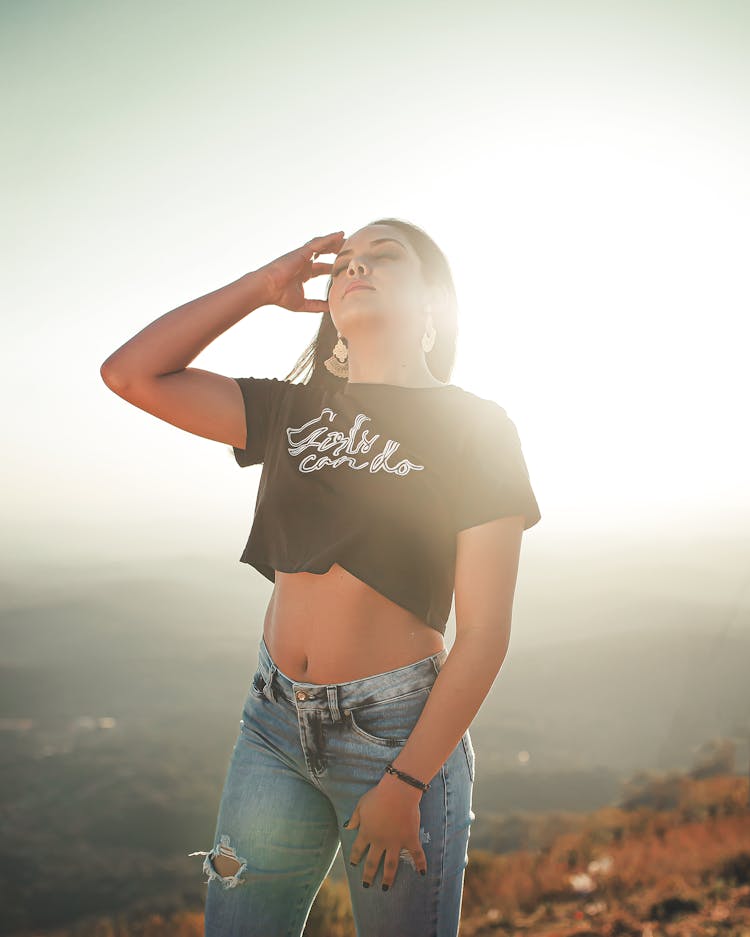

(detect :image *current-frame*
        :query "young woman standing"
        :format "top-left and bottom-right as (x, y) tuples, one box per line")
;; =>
(100, 218), (541, 937)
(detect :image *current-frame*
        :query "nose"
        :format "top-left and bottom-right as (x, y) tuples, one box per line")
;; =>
(346, 256), (369, 276)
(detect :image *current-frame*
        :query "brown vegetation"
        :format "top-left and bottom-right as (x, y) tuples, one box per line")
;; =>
(9, 773), (749, 937)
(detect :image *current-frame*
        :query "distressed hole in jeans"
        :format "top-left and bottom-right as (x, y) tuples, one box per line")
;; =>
(399, 827), (431, 870)
(188, 833), (248, 889)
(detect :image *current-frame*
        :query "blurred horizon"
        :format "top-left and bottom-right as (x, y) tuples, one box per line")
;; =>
(3, 526), (747, 656)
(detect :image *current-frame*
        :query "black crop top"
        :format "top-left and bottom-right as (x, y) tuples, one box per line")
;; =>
(231, 377), (541, 636)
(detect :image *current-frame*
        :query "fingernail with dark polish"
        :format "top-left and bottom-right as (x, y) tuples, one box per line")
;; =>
(420, 869), (426, 876)
(382, 884), (389, 891)
(362, 881), (369, 888)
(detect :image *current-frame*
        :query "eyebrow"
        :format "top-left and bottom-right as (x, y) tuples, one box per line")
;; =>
(335, 237), (407, 259)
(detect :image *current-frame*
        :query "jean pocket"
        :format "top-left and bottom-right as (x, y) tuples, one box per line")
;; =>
(345, 685), (432, 746)
(461, 730), (475, 782)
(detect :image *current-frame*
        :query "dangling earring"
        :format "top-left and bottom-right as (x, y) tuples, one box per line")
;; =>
(421, 309), (437, 354)
(324, 331), (349, 378)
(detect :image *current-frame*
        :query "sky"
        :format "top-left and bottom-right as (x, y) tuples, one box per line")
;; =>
(2, 0), (748, 582)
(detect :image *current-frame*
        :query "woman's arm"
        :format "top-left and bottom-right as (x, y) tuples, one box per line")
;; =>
(98, 270), (273, 450)
(345, 515), (525, 889)
(100, 268), (273, 387)
(98, 231), (343, 447)
(384, 514), (524, 788)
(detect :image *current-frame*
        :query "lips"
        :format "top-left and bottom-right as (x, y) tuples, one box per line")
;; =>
(344, 283), (375, 296)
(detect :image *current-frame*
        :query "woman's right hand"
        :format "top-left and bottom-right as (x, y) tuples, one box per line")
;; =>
(257, 230), (346, 313)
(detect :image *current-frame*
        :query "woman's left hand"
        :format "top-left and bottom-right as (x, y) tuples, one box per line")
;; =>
(346, 778), (428, 889)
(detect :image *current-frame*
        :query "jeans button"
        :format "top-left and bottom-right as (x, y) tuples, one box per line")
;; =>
(296, 690), (307, 701)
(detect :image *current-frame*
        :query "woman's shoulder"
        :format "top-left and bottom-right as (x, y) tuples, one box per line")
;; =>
(442, 383), (511, 421)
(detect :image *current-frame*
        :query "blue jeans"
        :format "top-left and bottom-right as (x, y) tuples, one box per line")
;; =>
(191, 635), (476, 936)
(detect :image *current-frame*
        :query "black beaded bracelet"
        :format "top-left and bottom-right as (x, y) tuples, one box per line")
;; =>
(384, 762), (430, 792)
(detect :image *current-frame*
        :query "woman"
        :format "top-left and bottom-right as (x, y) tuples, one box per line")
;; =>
(100, 218), (541, 937)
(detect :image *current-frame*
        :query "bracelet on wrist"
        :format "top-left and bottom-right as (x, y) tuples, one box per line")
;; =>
(383, 762), (430, 792)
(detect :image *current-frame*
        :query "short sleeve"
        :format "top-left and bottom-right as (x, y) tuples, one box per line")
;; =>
(231, 377), (292, 467)
(455, 401), (542, 532)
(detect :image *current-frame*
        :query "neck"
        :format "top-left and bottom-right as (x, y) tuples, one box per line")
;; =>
(345, 352), (439, 388)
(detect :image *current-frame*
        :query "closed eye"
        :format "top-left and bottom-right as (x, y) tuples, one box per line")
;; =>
(332, 253), (397, 276)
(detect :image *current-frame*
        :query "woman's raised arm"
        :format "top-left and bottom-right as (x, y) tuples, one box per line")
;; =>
(98, 231), (344, 449)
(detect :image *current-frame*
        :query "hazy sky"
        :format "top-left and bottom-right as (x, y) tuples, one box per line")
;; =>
(2, 0), (748, 576)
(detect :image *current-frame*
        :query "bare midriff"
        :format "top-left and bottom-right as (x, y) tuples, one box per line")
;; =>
(262, 562), (446, 683)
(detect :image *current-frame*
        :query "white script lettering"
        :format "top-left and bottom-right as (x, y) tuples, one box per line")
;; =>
(286, 408), (424, 477)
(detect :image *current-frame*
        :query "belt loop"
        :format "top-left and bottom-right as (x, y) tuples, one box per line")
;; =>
(326, 685), (342, 722)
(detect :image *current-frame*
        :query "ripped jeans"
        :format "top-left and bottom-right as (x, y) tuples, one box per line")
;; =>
(190, 635), (475, 937)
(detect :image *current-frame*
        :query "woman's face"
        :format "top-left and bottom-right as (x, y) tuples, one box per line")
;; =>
(327, 224), (429, 342)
